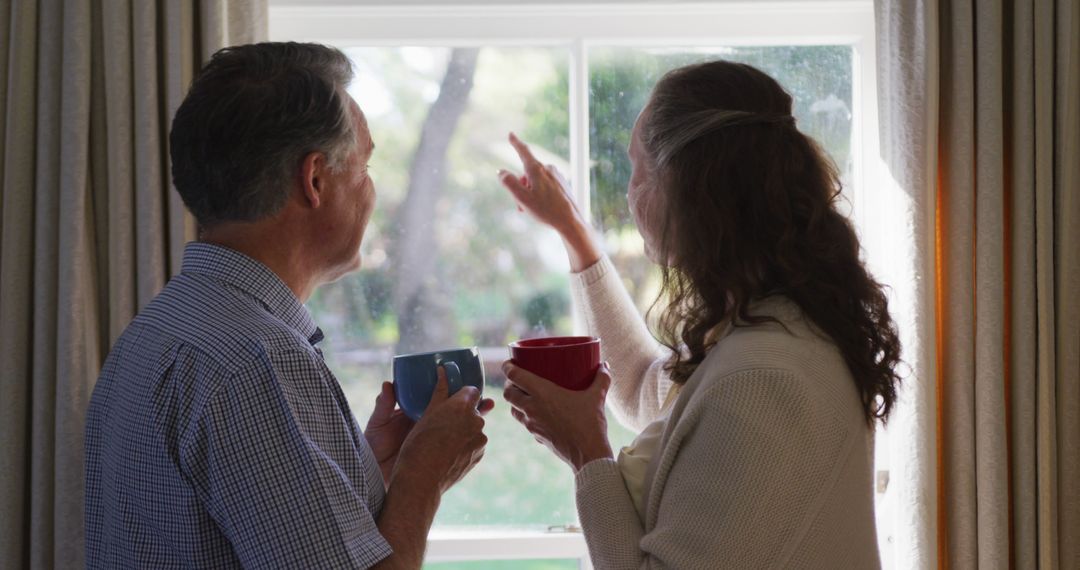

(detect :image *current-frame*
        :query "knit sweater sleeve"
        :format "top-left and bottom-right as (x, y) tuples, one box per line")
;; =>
(575, 368), (854, 570)
(570, 256), (671, 431)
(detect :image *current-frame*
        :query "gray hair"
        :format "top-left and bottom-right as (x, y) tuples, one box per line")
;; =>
(170, 42), (357, 228)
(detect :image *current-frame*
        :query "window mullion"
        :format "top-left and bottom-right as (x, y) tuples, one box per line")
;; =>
(569, 37), (592, 336)
(569, 37), (591, 222)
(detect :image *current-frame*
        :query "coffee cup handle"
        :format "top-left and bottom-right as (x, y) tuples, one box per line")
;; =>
(437, 360), (463, 393)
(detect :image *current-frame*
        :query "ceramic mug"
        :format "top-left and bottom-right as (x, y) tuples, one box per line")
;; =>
(392, 347), (485, 421)
(508, 336), (601, 391)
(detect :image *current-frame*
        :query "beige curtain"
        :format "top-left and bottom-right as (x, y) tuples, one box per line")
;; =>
(0, 1), (266, 567)
(876, 0), (1080, 568)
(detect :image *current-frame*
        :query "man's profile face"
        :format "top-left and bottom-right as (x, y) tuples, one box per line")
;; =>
(321, 98), (376, 281)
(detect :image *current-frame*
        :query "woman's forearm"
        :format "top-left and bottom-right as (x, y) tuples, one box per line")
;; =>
(569, 256), (671, 431)
(559, 220), (603, 273)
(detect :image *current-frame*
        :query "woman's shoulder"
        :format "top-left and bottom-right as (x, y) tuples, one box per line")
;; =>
(680, 297), (862, 422)
(710, 297), (844, 374)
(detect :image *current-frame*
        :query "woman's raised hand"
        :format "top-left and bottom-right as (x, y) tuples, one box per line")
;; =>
(498, 133), (584, 234)
(499, 133), (602, 272)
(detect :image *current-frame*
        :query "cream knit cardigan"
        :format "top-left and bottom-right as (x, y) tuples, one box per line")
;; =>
(570, 256), (881, 569)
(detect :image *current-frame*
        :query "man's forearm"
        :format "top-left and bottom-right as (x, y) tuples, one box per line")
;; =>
(370, 471), (441, 569)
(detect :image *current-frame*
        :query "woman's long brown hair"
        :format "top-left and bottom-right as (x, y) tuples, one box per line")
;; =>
(641, 61), (902, 425)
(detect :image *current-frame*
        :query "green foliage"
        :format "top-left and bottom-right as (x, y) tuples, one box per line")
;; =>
(307, 270), (394, 343)
(586, 46), (854, 236)
(523, 57), (570, 159)
(523, 289), (570, 331)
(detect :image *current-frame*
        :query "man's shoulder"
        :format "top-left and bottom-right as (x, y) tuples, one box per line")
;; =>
(123, 272), (313, 372)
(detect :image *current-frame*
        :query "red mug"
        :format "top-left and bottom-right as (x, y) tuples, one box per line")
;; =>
(508, 336), (601, 391)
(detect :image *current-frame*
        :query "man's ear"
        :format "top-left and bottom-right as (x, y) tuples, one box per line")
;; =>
(298, 151), (328, 209)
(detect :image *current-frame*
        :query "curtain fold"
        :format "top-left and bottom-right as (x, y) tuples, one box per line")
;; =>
(0, 1), (266, 567)
(1053, 0), (1080, 560)
(1008, 2), (1038, 567)
(872, 0), (940, 567)
(875, 0), (1080, 568)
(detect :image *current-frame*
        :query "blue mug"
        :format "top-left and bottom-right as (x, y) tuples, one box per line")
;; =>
(392, 347), (485, 421)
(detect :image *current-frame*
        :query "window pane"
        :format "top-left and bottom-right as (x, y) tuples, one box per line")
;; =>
(307, 46), (584, 528)
(587, 45), (855, 314)
(308, 44), (857, 533)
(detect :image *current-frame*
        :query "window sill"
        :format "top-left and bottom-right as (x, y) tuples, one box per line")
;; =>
(426, 526), (589, 563)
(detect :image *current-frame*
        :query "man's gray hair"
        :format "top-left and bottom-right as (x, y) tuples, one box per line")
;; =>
(170, 42), (356, 228)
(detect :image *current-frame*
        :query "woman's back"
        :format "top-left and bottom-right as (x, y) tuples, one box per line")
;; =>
(580, 296), (879, 568)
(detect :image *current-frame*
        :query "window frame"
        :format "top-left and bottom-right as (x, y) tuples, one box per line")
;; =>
(268, 1), (880, 566)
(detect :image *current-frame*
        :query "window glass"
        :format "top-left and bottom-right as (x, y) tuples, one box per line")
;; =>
(307, 46), (636, 529)
(307, 43), (856, 531)
(588, 46), (855, 315)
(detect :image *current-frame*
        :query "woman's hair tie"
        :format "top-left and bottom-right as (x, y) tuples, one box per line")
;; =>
(649, 109), (796, 168)
(706, 109), (796, 127)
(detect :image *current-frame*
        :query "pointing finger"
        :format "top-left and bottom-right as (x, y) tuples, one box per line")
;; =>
(508, 132), (544, 176)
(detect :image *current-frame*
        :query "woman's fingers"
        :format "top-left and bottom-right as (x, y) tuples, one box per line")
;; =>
(509, 406), (547, 444)
(498, 169), (527, 194)
(501, 361), (551, 396)
(546, 164), (569, 187)
(503, 381), (530, 408)
(589, 363), (612, 396)
(499, 169), (542, 213)
(508, 132), (544, 177)
(499, 136), (581, 232)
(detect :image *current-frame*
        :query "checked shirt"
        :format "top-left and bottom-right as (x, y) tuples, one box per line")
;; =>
(85, 242), (392, 568)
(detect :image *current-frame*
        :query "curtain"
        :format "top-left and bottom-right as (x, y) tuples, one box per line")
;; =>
(875, 0), (1080, 568)
(0, 1), (266, 567)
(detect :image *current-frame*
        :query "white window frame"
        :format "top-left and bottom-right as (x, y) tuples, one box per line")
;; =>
(269, 1), (879, 566)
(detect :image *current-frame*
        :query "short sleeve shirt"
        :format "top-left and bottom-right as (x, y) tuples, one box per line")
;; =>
(85, 242), (392, 569)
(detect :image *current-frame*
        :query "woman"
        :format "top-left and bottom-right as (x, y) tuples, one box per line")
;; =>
(497, 60), (900, 569)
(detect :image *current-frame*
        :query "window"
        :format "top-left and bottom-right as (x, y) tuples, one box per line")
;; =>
(270, 2), (896, 568)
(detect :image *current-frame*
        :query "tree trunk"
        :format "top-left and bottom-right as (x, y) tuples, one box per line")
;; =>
(391, 48), (480, 354)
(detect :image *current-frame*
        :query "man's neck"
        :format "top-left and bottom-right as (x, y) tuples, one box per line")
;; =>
(200, 222), (319, 303)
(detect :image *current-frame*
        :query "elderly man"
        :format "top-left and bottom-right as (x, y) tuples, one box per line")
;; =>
(84, 42), (492, 569)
